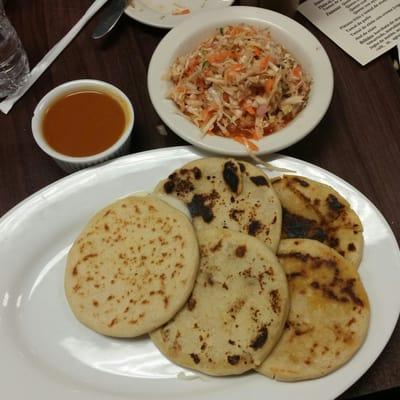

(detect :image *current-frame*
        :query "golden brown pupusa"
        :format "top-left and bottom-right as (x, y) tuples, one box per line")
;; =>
(65, 196), (199, 338)
(256, 239), (370, 381)
(155, 158), (282, 253)
(272, 175), (363, 267)
(151, 228), (289, 376)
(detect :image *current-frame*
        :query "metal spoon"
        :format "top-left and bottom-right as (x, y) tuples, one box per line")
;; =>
(92, 0), (127, 39)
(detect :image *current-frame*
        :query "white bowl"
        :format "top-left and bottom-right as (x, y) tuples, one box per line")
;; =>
(148, 6), (334, 156)
(32, 80), (134, 173)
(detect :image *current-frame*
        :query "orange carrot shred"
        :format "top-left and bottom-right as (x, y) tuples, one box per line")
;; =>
(293, 65), (302, 78)
(233, 136), (259, 151)
(244, 105), (256, 115)
(265, 77), (275, 93)
(172, 8), (190, 16)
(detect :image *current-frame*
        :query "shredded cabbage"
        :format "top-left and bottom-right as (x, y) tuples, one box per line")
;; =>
(167, 24), (311, 150)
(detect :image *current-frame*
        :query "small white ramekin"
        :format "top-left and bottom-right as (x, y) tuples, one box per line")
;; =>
(32, 79), (134, 173)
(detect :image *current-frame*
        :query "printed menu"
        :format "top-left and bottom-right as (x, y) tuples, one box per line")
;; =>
(298, 0), (400, 65)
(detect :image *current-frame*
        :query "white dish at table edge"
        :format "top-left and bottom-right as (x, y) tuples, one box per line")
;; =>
(125, 0), (235, 29)
(148, 6), (334, 156)
(0, 146), (399, 400)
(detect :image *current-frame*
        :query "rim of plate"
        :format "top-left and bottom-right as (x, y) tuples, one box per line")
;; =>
(148, 6), (334, 156)
(124, 0), (235, 29)
(0, 146), (399, 400)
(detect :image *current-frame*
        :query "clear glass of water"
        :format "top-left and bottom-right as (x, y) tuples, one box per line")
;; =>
(0, 0), (30, 98)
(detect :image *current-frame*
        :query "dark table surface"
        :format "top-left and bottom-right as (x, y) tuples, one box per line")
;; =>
(1, 0), (399, 399)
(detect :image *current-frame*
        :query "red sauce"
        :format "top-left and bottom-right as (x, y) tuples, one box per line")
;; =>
(42, 90), (126, 157)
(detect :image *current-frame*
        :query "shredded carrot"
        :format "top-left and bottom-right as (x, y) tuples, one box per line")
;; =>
(259, 56), (271, 70)
(230, 63), (244, 72)
(228, 26), (245, 35)
(184, 56), (200, 76)
(248, 140), (259, 151)
(197, 78), (206, 90)
(293, 65), (302, 78)
(233, 136), (259, 151)
(250, 129), (260, 139)
(224, 63), (244, 80)
(211, 51), (241, 63)
(201, 107), (215, 123)
(244, 105), (256, 115)
(172, 8), (190, 16)
(265, 77), (275, 93)
(207, 51), (234, 63)
(263, 124), (276, 135)
(252, 47), (261, 57)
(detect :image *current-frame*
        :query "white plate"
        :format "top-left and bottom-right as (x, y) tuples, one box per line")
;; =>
(125, 0), (235, 29)
(0, 146), (399, 400)
(148, 6), (334, 156)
